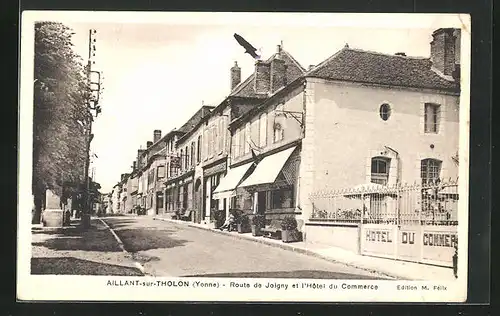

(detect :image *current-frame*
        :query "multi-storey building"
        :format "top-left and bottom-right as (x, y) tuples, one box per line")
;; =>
(214, 44), (306, 219)
(164, 105), (214, 221)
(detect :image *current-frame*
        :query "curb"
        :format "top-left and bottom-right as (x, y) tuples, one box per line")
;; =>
(99, 218), (146, 275)
(153, 217), (399, 280)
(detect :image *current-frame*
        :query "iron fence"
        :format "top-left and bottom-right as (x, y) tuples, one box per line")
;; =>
(309, 178), (459, 226)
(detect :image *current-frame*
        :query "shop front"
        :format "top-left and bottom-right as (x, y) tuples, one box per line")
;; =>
(202, 159), (227, 222)
(212, 161), (254, 218)
(237, 146), (301, 218)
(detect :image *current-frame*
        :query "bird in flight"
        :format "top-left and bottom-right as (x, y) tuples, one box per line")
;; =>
(234, 33), (261, 60)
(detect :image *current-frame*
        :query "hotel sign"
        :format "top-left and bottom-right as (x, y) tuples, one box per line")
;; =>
(203, 161), (227, 177)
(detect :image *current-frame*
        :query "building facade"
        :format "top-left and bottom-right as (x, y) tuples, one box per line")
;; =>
(163, 105), (214, 222)
(219, 44), (306, 221)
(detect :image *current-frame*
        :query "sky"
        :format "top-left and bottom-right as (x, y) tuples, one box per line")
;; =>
(42, 12), (465, 193)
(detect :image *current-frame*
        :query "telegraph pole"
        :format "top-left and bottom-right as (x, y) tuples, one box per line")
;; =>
(82, 29), (102, 228)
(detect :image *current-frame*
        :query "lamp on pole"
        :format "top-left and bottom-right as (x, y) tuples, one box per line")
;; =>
(81, 28), (103, 229)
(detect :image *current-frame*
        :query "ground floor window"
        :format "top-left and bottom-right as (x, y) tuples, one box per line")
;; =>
(156, 192), (164, 211)
(270, 186), (294, 209)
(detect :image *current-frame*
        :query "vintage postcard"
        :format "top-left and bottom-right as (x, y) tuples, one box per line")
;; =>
(18, 11), (471, 302)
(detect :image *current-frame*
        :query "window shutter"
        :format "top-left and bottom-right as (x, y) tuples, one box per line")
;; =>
(260, 113), (267, 147)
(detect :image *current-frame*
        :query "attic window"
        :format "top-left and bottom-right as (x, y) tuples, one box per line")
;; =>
(379, 104), (391, 121)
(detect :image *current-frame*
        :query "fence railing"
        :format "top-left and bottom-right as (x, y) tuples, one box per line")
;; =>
(309, 178), (459, 226)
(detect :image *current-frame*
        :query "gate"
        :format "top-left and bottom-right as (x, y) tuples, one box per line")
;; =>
(309, 179), (459, 267)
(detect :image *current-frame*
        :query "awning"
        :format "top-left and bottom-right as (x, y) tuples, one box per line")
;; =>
(212, 162), (254, 196)
(212, 190), (235, 201)
(238, 146), (296, 188)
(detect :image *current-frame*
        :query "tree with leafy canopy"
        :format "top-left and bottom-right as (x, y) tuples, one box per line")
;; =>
(32, 22), (91, 223)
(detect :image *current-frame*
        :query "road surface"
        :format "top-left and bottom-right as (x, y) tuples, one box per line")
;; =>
(103, 216), (389, 279)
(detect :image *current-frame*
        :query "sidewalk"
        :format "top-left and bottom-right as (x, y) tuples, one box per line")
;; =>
(153, 216), (456, 281)
(31, 218), (143, 276)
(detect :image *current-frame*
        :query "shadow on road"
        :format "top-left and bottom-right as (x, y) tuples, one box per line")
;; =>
(99, 218), (142, 230)
(31, 257), (143, 276)
(182, 270), (387, 279)
(103, 218), (190, 253)
(32, 223), (122, 252)
(114, 228), (189, 252)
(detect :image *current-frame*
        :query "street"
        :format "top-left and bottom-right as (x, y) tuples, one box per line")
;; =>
(102, 216), (388, 279)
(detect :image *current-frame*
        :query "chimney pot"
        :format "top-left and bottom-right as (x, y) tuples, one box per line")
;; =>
(254, 60), (271, 94)
(270, 57), (287, 93)
(230, 61), (242, 91)
(153, 130), (162, 143)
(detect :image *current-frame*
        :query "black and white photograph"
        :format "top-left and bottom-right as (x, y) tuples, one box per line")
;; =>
(18, 12), (471, 302)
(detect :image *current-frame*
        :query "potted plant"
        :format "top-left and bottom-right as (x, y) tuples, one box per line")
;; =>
(236, 214), (251, 233)
(280, 216), (302, 243)
(251, 214), (265, 236)
(213, 209), (225, 229)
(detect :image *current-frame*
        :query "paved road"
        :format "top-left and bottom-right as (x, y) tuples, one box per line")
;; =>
(103, 216), (389, 279)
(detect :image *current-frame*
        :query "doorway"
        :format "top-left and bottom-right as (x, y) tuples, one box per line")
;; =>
(257, 191), (266, 214)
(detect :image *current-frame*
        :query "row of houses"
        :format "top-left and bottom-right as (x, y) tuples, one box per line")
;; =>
(108, 28), (462, 267)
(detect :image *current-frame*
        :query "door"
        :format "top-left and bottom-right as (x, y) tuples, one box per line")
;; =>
(205, 179), (211, 219)
(257, 191), (266, 214)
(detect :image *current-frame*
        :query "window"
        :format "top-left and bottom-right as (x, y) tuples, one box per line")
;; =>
(191, 142), (195, 166)
(234, 129), (240, 157)
(147, 169), (154, 187)
(244, 123), (250, 154)
(271, 187), (294, 209)
(371, 157), (390, 185)
(259, 113), (267, 147)
(219, 119), (225, 153)
(241, 126), (247, 155)
(421, 159), (442, 185)
(157, 165), (165, 179)
(185, 146), (189, 168)
(181, 149), (184, 170)
(424, 103), (440, 133)
(379, 103), (391, 121)
(273, 120), (284, 143)
(197, 136), (202, 163)
(212, 125), (217, 156)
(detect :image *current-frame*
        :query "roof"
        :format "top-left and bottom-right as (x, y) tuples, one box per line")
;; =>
(306, 47), (459, 92)
(176, 105), (215, 144)
(178, 105), (215, 133)
(229, 49), (306, 98)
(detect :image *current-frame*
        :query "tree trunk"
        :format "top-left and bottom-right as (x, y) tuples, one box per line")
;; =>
(32, 189), (44, 224)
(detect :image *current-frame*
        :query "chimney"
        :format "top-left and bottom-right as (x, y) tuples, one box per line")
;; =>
(147, 141), (153, 148)
(395, 52), (406, 56)
(137, 149), (145, 168)
(430, 28), (461, 78)
(270, 54), (287, 93)
(308, 65), (315, 70)
(132, 161), (136, 170)
(120, 174), (126, 182)
(153, 130), (161, 143)
(230, 61), (241, 91)
(254, 60), (271, 94)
